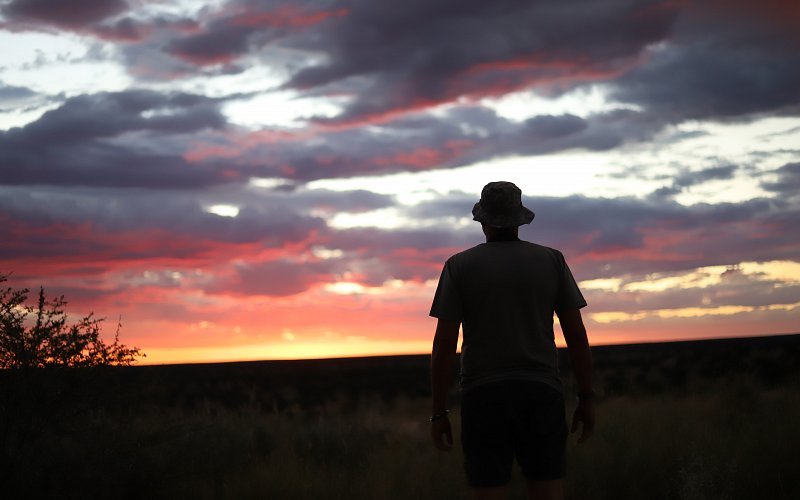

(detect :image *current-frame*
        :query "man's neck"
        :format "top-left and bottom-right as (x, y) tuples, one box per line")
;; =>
(486, 232), (519, 242)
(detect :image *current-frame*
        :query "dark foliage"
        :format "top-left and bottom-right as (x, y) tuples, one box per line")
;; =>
(0, 273), (143, 369)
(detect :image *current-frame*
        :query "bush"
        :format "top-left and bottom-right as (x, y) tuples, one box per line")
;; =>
(0, 273), (143, 368)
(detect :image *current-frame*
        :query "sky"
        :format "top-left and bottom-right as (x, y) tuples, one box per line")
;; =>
(1, 0), (799, 364)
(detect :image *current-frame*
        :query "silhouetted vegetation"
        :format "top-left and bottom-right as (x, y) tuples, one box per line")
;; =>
(1, 333), (798, 498)
(0, 273), (143, 369)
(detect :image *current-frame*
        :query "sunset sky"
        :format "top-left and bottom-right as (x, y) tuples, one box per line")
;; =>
(1, 0), (799, 364)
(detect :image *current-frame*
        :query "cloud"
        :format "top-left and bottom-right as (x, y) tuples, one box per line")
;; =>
(582, 261), (800, 314)
(0, 90), (232, 188)
(2, 0), (128, 29)
(284, 0), (680, 123)
(761, 163), (800, 194)
(220, 259), (336, 297)
(164, 19), (257, 67)
(649, 164), (738, 199)
(611, 0), (800, 121)
(0, 82), (37, 103)
(91, 17), (150, 42)
(0, 82), (47, 122)
(13, 90), (225, 142)
(163, 2), (348, 67)
(673, 165), (737, 188)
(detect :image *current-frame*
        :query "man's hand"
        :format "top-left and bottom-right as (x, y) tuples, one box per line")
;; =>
(571, 400), (595, 443)
(431, 415), (454, 451)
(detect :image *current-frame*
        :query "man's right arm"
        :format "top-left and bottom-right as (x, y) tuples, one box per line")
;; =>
(557, 307), (595, 443)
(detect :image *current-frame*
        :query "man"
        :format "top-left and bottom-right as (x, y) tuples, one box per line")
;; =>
(429, 181), (595, 500)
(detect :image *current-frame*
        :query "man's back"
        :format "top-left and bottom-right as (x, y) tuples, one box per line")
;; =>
(431, 239), (586, 391)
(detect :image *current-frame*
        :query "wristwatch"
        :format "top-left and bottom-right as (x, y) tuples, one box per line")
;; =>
(430, 409), (449, 422)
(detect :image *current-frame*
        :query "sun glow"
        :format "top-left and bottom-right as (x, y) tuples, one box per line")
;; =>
(140, 339), (434, 365)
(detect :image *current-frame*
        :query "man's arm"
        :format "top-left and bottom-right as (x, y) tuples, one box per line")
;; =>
(430, 318), (460, 451)
(557, 307), (595, 443)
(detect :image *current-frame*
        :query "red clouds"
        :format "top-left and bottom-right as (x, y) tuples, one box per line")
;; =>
(228, 5), (349, 29)
(372, 140), (474, 170)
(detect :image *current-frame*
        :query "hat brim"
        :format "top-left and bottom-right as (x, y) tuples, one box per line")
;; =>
(472, 202), (535, 228)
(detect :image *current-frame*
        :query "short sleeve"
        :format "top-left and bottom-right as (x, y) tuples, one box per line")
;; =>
(555, 251), (587, 311)
(429, 259), (463, 322)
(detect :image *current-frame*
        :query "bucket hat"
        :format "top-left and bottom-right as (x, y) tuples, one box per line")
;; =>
(471, 181), (535, 228)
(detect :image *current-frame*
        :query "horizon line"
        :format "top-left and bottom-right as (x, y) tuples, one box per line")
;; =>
(135, 331), (800, 367)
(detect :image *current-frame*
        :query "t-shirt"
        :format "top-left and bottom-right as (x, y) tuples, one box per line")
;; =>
(429, 239), (587, 392)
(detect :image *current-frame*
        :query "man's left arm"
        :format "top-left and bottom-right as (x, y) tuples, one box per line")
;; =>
(430, 318), (460, 451)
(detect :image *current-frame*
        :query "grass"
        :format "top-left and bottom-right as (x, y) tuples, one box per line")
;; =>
(567, 384), (800, 500)
(2, 378), (799, 499)
(2, 336), (799, 499)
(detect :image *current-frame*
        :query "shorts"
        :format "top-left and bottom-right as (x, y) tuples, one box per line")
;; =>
(460, 380), (567, 488)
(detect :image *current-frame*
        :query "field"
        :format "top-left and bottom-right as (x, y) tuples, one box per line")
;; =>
(1, 334), (799, 499)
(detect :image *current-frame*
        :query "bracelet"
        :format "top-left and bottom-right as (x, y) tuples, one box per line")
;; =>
(430, 410), (449, 422)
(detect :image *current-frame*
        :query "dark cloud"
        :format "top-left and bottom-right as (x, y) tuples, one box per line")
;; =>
(673, 165), (737, 188)
(280, 0), (798, 125)
(10, 90), (225, 143)
(649, 185), (683, 199)
(761, 163), (800, 193)
(0, 83), (37, 102)
(611, 1), (800, 121)
(2, 0), (128, 29)
(92, 17), (148, 42)
(163, 1), (345, 66)
(164, 20), (258, 66)
(60, 0), (678, 122)
(285, 0), (679, 123)
(0, 90), (231, 188)
(649, 164), (738, 199)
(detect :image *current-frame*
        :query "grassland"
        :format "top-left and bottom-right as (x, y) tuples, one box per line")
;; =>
(1, 334), (798, 499)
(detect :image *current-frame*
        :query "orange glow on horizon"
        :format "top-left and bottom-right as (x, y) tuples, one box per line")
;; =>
(139, 339), (435, 365)
(132, 326), (799, 366)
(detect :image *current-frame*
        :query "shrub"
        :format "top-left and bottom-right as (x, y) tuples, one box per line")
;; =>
(0, 273), (143, 368)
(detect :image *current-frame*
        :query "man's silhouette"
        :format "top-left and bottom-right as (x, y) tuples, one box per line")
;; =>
(429, 181), (595, 500)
